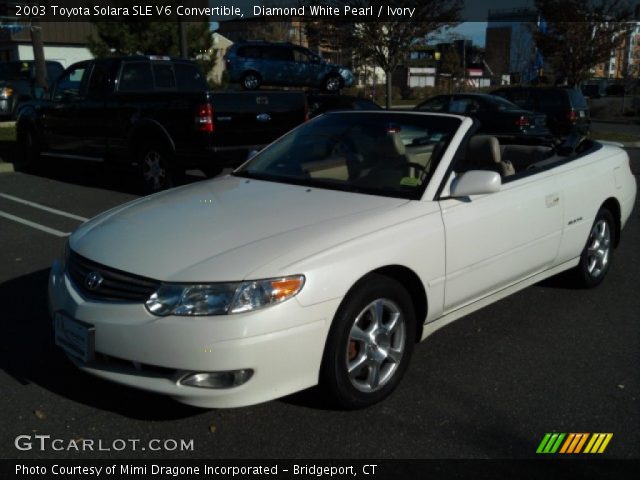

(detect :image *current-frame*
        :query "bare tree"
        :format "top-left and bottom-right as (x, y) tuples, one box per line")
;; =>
(347, 0), (462, 108)
(534, 0), (635, 87)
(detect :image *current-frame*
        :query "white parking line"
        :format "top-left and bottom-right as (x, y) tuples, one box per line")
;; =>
(0, 210), (70, 237)
(0, 193), (89, 221)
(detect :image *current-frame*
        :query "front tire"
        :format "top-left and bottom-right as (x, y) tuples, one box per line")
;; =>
(572, 208), (615, 288)
(321, 274), (416, 409)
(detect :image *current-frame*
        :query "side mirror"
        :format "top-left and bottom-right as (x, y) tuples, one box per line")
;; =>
(450, 170), (501, 197)
(247, 149), (260, 160)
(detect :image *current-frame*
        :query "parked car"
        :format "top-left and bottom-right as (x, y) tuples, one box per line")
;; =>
(491, 86), (590, 136)
(0, 60), (64, 119)
(414, 93), (549, 137)
(16, 56), (307, 193)
(307, 93), (381, 117)
(225, 41), (355, 92)
(49, 111), (636, 409)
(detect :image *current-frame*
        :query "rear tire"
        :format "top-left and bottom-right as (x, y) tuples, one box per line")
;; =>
(320, 274), (416, 409)
(571, 208), (615, 288)
(138, 142), (180, 194)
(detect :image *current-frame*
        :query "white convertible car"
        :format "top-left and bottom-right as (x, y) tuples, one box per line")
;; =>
(49, 112), (636, 409)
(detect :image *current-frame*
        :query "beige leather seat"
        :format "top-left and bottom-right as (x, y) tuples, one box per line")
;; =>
(466, 135), (515, 177)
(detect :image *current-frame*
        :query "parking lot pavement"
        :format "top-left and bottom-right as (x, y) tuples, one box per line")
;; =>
(1, 163), (639, 461)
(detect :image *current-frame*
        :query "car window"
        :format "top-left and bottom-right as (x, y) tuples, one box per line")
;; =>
(174, 63), (207, 91)
(293, 48), (314, 63)
(416, 97), (449, 112)
(152, 63), (175, 89)
(86, 61), (114, 98)
(264, 46), (293, 62)
(53, 64), (88, 101)
(496, 89), (534, 110)
(234, 113), (461, 200)
(449, 98), (478, 114)
(567, 89), (588, 109)
(486, 95), (520, 111)
(118, 62), (153, 92)
(236, 46), (263, 59)
(536, 89), (565, 109)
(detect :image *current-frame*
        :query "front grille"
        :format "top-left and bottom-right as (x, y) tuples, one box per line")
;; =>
(67, 250), (161, 302)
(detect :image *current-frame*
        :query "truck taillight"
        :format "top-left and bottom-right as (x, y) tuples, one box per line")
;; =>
(515, 116), (530, 127)
(196, 104), (214, 133)
(567, 110), (579, 123)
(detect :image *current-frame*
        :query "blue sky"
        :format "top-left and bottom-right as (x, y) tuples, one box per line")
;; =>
(447, 22), (489, 47)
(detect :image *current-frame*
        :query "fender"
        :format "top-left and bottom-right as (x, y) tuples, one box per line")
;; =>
(127, 118), (175, 157)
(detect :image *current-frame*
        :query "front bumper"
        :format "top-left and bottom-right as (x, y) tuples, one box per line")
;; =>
(48, 259), (339, 408)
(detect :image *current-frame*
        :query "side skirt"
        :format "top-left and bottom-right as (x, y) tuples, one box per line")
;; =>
(420, 258), (580, 342)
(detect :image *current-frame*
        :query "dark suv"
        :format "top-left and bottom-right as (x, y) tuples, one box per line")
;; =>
(224, 41), (355, 92)
(0, 60), (64, 119)
(491, 86), (590, 136)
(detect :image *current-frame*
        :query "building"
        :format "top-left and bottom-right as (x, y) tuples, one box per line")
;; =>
(485, 8), (543, 84)
(592, 23), (640, 80)
(1, 15), (95, 67)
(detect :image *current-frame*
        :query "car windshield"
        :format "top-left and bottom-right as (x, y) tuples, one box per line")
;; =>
(234, 112), (461, 200)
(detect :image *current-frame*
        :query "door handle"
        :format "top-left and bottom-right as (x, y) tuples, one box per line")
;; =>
(545, 193), (560, 207)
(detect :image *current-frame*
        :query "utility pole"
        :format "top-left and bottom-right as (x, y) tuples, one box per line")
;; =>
(179, 20), (188, 58)
(30, 19), (47, 90)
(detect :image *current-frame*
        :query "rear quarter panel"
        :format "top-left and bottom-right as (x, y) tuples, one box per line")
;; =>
(555, 145), (636, 263)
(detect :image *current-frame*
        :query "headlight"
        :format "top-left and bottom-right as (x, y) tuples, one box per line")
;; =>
(145, 275), (305, 316)
(0, 87), (13, 99)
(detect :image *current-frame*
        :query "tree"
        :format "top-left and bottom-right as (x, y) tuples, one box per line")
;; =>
(534, 0), (635, 87)
(88, 1), (214, 79)
(347, 0), (462, 108)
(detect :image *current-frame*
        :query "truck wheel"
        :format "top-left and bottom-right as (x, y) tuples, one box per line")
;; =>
(320, 274), (416, 409)
(139, 144), (179, 194)
(323, 75), (343, 93)
(17, 126), (41, 171)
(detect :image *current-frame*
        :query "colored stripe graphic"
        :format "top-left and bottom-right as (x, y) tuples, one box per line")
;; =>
(584, 433), (614, 454)
(538, 433), (613, 454)
(536, 433), (565, 453)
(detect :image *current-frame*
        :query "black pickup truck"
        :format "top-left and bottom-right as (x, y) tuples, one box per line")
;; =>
(16, 56), (307, 192)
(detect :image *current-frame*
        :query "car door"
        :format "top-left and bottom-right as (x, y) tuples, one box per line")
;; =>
(263, 46), (295, 85)
(438, 143), (563, 311)
(40, 62), (91, 154)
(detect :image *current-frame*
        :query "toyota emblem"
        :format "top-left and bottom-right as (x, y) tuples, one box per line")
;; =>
(85, 271), (104, 291)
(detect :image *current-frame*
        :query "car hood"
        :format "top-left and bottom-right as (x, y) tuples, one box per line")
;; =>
(71, 175), (408, 282)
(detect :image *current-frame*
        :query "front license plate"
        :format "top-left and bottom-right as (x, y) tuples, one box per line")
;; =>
(54, 314), (95, 363)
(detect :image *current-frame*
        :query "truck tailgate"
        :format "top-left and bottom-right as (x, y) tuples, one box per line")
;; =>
(210, 91), (306, 147)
